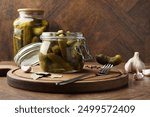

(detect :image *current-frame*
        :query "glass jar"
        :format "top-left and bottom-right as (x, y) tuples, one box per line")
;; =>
(13, 8), (49, 56)
(39, 31), (92, 73)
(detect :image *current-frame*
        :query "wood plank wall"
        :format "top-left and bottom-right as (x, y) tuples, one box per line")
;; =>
(0, 0), (149, 62)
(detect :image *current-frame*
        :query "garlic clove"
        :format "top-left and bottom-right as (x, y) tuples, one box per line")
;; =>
(50, 74), (63, 78)
(21, 65), (32, 73)
(133, 60), (145, 73)
(133, 72), (144, 80)
(142, 69), (150, 76)
(124, 58), (133, 73)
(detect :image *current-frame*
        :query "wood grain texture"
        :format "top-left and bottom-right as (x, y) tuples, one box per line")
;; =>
(0, 0), (149, 62)
(7, 64), (128, 93)
(0, 61), (150, 99)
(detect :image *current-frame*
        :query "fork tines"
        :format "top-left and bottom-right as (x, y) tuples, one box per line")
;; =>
(96, 64), (113, 76)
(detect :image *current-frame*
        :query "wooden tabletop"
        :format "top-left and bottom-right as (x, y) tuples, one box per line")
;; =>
(0, 61), (150, 100)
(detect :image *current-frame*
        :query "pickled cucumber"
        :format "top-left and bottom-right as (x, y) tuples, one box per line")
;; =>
(71, 41), (81, 58)
(51, 45), (61, 55)
(47, 53), (73, 71)
(33, 26), (46, 36)
(42, 20), (49, 27)
(15, 21), (33, 29)
(13, 19), (49, 56)
(13, 36), (23, 55)
(39, 53), (49, 71)
(67, 40), (76, 46)
(13, 28), (23, 55)
(39, 53), (65, 73)
(22, 25), (33, 46)
(56, 30), (64, 36)
(96, 54), (122, 66)
(109, 55), (122, 65)
(47, 41), (59, 53)
(32, 19), (48, 36)
(39, 30), (86, 73)
(69, 41), (83, 70)
(58, 38), (67, 60)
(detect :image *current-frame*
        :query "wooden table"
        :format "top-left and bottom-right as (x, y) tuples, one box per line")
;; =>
(0, 61), (150, 100)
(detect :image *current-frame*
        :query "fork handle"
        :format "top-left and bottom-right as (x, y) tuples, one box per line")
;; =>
(56, 73), (92, 85)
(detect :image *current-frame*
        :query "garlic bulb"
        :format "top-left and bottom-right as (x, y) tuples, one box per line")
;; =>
(124, 52), (145, 73)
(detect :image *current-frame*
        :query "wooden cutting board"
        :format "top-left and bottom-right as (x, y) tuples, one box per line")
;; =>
(7, 64), (128, 93)
(0, 64), (17, 77)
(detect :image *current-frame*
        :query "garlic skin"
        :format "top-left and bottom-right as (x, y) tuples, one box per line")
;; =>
(124, 58), (133, 73)
(133, 71), (144, 80)
(124, 52), (145, 73)
(142, 69), (150, 76)
(21, 65), (32, 73)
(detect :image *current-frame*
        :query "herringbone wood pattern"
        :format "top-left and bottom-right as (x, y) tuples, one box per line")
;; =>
(0, 0), (149, 62)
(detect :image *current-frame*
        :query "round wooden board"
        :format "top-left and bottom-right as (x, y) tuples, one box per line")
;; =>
(0, 65), (17, 77)
(7, 65), (128, 93)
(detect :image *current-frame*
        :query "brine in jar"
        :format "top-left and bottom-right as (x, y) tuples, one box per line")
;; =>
(39, 31), (91, 73)
(13, 8), (49, 56)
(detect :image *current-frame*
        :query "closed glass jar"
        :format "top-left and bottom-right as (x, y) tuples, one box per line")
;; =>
(13, 8), (49, 56)
(39, 31), (91, 73)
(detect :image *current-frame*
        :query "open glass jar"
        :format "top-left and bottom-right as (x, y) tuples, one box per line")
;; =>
(39, 31), (92, 73)
(13, 8), (49, 56)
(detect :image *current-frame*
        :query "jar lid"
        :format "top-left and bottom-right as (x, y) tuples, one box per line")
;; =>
(18, 8), (44, 15)
(14, 42), (42, 67)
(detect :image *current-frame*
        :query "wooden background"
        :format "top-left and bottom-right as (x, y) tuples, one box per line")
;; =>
(0, 0), (149, 62)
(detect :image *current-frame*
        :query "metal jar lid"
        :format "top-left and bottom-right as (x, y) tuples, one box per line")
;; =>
(14, 42), (42, 67)
(17, 8), (44, 15)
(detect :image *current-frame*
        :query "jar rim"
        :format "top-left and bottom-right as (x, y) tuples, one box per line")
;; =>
(40, 36), (85, 40)
(40, 32), (85, 40)
(18, 8), (44, 14)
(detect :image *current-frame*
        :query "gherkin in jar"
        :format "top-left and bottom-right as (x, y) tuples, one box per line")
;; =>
(13, 9), (49, 56)
(39, 30), (91, 73)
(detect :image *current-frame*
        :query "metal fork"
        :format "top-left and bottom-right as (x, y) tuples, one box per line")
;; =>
(56, 64), (113, 85)
(96, 64), (113, 76)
